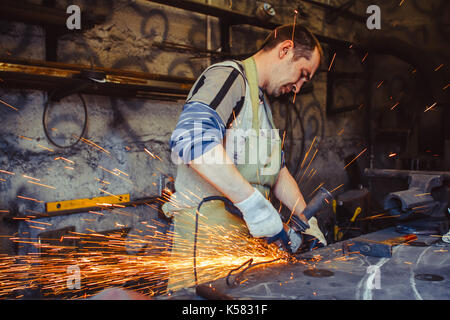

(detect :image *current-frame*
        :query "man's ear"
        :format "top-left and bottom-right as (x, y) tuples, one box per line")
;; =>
(279, 40), (294, 59)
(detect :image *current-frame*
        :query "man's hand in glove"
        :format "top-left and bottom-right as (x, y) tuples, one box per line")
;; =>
(234, 187), (283, 238)
(265, 225), (302, 254)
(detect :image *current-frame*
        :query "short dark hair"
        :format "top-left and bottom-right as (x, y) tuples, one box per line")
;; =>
(260, 24), (323, 62)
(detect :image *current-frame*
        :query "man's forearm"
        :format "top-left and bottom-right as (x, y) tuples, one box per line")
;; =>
(188, 143), (254, 203)
(273, 167), (308, 223)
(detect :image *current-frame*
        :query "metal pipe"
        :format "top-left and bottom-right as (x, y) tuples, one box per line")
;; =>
(364, 168), (450, 180)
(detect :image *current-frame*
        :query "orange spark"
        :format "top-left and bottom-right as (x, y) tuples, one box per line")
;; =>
(17, 195), (44, 203)
(144, 148), (156, 159)
(388, 152), (397, 158)
(286, 197), (301, 225)
(0, 98), (19, 111)
(330, 184), (344, 193)
(54, 157), (75, 164)
(98, 188), (122, 199)
(434, 64), (443, 71)
(27, 180), (56, 190)
(343, 148), (367, 169)
(308, 182), (324, 197)
(424, 102), (437, 112)
(88, 211), (104, 216)
(27, 220), (52, 226)
(300, 136), (317, 170)
(390, 102), (400, 110)
(23, 175), (40, 181)
(291, 10), (298, 43)
(37, 144), (54, 152)
(299, 148), (318, 184)
(29, 225), (46, 231)
(0, 169), (15, 175)
(113, 168), (129, 177)
(376, 80), (384, 88)
(361, 52), (368, 62)
(78, 136), (111, 155)
(328, 53), (336, 71)
(96, 178), (110, 185)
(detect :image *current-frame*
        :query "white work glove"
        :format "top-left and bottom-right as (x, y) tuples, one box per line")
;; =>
(234, 187), (283, 238)
(303, 216), (327, 246)
(287, 228), (303, 253)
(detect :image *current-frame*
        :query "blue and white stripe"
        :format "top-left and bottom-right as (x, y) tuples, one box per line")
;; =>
(170, 100), (286, 168)
(170, 101), (226, 163)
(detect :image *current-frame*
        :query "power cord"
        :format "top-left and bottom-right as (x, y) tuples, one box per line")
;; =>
(43, 91), (88, 149)
(193, 196), (285, 288)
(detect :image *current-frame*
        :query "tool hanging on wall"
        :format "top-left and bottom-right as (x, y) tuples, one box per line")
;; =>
(46, 194), (130, 213)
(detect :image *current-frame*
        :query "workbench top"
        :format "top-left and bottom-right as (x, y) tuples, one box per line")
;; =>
(163, 227), (450, 300)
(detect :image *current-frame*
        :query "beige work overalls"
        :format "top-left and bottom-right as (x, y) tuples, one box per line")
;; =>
(162, 58), (282, 292)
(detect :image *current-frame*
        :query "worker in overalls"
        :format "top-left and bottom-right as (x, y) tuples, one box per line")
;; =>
(162, 24), (326, 292)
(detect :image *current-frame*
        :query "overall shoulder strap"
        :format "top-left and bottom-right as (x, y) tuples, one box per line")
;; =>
(242, 57), (260, 130)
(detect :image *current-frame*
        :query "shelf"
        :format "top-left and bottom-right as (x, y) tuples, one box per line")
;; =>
(147, 0), (359, 52)
(0, 57), (194, 101)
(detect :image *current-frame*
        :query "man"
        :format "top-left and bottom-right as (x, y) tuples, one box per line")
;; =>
(162, 24), (326, 292)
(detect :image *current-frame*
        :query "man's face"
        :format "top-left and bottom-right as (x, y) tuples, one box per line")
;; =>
(267, 46), (320, 97)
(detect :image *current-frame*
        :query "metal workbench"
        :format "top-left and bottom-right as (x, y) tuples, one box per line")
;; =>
(162, 227), (449, 300)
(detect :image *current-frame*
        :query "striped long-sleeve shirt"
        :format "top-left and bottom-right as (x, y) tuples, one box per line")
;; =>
(170, 63), (285, 167)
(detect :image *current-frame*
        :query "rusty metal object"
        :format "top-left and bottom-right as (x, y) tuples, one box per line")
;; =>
(364, 169), (450, 220)
(343, 234), (417, 257)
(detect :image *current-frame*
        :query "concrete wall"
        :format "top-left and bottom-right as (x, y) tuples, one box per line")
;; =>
(0, 0), (448, 254)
